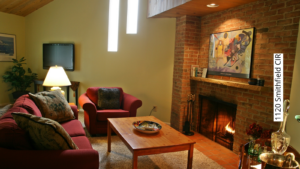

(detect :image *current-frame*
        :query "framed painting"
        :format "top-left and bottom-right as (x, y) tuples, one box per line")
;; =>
(0, 33), (16, 61)
(208, 28), (254, 78)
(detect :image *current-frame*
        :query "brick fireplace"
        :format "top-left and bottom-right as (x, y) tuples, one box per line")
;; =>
(198, 95), (237, 150)
(171, 0), (300, 154)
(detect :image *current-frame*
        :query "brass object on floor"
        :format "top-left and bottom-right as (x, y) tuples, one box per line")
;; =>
(259, 152), (299, 168)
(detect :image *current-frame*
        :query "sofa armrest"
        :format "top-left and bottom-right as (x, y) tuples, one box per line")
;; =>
(79, 93), (97, 116)
(0, 148), (99, 169)
(70, 105), (78, 119)
(123, 93), (142, 117)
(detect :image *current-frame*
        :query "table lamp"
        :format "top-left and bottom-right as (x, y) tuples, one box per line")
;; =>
(43, 65), (71, 95)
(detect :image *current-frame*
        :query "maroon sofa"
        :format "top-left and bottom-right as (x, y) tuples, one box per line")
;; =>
(79, 87), (142, 135)
(0, 95), (99, 169)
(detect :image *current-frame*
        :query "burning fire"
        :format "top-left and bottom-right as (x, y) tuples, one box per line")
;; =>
(225, 122), (235, 134)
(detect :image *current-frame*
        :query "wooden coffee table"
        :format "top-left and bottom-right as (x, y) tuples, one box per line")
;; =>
(107, 116), (195, 169)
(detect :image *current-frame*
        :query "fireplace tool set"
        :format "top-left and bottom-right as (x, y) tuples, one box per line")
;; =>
(183, 94), (195, 136)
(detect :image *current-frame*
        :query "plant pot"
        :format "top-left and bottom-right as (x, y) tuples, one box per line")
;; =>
(12, 91), (29, 100)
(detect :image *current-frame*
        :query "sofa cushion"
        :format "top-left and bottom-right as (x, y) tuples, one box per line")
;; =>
(0, 104), (13, 118)
(61, 120), (86, 137)
(72, 136), (93, 150)
(29, 90), (74, 122)
(0, 107), (30, 120)
(0, 118), (34, 150)
(13, 95), (42, 117)
(12, 113), (78, 150)
(87, 87), (123, 108)
(97, 88), (120, 109)
(96, 109), (129, 121)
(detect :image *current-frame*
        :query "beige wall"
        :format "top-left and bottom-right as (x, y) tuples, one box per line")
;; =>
(287, 21), (300, 152)
(0, 12), (26, 105)
(25, 0), (176, 122)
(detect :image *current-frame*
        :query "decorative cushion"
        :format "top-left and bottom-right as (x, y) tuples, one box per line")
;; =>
(0, 104), (13, 118)
(0, 117), (34, 150)
(29, 90), (74, 122)
(12, 113), (78, 150)
(13, 95), (42, 117)
(97, 88), (120, 109)
(86, 87), (123, 107)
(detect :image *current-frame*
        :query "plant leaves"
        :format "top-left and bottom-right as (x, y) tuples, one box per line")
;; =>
(2, 57), (38, 92)
(19, 57), (25, 62)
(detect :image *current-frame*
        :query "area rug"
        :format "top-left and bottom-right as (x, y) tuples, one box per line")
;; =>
(78, 111), (224, 169)
(88, 135), (224, 169)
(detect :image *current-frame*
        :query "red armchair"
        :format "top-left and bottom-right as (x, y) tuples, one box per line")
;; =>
(79, 87), (142, 135)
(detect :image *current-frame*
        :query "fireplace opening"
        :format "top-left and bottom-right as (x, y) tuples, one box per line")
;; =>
(198, 95), (237, 150)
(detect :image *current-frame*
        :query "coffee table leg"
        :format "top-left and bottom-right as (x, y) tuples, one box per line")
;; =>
(107, 121), (111, 152)
(187, 144), (194, 169)
(133, 151), (138, 169)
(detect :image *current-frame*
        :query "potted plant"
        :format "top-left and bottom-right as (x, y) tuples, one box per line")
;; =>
(2, 57), (38, 99)
(246, 122), (263, 156)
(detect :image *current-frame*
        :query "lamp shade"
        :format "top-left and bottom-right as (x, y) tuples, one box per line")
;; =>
(43, 66), (71, 87)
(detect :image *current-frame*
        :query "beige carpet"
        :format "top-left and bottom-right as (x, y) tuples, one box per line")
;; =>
(78, 111), (224, 169)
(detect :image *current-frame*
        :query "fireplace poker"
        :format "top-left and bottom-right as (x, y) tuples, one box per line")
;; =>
(190, 96), (193, 128)
(190, 94), (195, 129)
(183, 106), (186, 121)
(183, 94), (194, 136)
(188, 94), (192, 122)
(186, 99), (189, 121)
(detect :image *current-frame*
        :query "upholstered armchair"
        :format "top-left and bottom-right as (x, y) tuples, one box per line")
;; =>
(79, 87), (142, 135)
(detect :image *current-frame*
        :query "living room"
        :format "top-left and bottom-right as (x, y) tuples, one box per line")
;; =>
(0, 0), (300, 168)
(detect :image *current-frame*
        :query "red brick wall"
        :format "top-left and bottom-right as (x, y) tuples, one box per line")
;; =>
(171, 0), (300, 154)
(171, 15), (201, 131)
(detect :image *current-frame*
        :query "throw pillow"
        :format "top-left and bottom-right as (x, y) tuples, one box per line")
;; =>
(12, 112), (78, 150)
(29, 90), (74, 122)
(97, 88), (120, 109)
(0, 104), (13, 118)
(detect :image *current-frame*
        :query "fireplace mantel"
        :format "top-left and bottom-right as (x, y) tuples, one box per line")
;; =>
(191, 77), (271, 92)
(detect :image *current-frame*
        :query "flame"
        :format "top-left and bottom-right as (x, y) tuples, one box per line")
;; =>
(225, 122), (235, 134)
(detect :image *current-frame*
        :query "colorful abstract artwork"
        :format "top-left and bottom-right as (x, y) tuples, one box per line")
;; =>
(208, 28), (254, 78)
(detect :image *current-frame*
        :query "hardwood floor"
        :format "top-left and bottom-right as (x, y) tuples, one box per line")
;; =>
(189, 132), (239, 169)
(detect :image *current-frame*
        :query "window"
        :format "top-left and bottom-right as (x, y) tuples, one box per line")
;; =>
(108, 0), (120, 52)
(126, 0), (139, 34)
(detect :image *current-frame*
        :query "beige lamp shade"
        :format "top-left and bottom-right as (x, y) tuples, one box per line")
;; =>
(43, 66), (71, 87)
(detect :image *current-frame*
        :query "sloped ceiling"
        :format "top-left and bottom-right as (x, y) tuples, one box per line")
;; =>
(0, 0), (53, 17)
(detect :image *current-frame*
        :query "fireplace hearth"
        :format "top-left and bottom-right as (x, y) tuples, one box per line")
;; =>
(198, 95), (237, 150)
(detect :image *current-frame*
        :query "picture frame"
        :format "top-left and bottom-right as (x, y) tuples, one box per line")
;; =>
(202, 68), (207, 78)
(0, 33), (16, 62)
(208, 28), (254, 78)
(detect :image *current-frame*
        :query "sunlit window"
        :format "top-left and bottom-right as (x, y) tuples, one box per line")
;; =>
(108, 0), (120, 52)
(126, 0), (139, 34)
